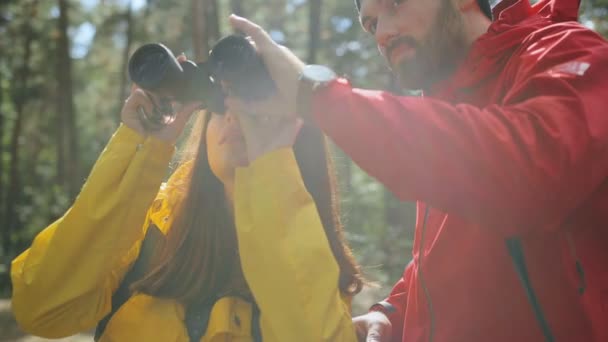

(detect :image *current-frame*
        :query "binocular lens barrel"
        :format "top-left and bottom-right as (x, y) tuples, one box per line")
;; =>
(128, 43), (185, 92)
(127, 34), (276, 128)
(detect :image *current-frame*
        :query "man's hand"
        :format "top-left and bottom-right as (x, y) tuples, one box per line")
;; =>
(353, 312), (392, 342)
(228, 14), (305, 119)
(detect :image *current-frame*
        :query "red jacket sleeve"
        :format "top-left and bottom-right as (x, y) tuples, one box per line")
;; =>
(372, 261), (413, 342)
(312, 27), (608, 233)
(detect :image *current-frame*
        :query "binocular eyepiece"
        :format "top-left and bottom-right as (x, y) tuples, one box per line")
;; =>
(128, 35), (276, 129)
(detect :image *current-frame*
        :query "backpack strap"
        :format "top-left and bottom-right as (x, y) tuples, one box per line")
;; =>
(185, 297), (216, 342)
(94, 224), (164, 341)
(251, 302), (262, 342)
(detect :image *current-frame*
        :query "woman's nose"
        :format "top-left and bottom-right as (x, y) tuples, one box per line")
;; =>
(224, 110), (238, 123)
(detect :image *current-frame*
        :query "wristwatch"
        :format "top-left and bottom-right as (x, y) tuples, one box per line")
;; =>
(369, 301), (397, 315)
(296, 65), (338, 119)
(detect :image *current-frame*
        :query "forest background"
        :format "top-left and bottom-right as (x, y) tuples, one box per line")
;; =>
(0, 0), (607, 339)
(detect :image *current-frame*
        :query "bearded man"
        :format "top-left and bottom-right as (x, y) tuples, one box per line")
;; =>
(226, 0), (608, 341)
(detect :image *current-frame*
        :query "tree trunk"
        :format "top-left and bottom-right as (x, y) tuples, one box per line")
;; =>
(191, 0), (208, 61)
(207, 0), (221, 44)
(0, 53), (5, 230)
(116, 1), (134, 122)
(307, 0), (322, 63)
(192, 0), (221, 62)
(4, 1), (37, 261)
(56, 0), (79, 199)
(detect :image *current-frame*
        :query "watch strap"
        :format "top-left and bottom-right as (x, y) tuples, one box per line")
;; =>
(369, 300), (397, 314)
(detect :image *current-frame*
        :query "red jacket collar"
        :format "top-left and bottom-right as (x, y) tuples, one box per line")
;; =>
(492, 0), (580, 24)
(428, 0), (581, 98)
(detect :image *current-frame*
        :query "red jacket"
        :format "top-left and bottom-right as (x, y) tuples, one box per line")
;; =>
(311, 0), (608, 341)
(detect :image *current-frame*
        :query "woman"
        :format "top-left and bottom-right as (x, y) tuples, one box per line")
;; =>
(10, 63), (362, 341)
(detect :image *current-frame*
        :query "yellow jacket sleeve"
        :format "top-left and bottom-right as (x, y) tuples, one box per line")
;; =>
(234, 148), (357, 342)
(10, 124), (174, 338)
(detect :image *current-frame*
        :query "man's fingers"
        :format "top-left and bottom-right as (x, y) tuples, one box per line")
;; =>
(353, 312), (391, 342)
(245, 36), (256, 48)
(353, 319), (368, 342)
(228, 14), (260, 38)
(130, 82), (139, 94)
(366, 327), (384, 342)
(229, 14), (273, 50)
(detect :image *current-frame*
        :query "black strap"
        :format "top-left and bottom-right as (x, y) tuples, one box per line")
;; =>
(185, 297), (262, 342)
(186, 297), (262, 342)
(94, 225), (263, 341)
(94, 224), (164, 341)
(251, 303), (262, 342)
(185, 298), (216, 342)
(505, 237), (554, 342)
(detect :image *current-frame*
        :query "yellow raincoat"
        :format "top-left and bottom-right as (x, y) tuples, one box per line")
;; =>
(11, 124), (357, 341)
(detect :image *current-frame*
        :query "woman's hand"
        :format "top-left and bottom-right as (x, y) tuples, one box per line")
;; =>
(229, 99), (303, 162)
(120, 54), (202, 144)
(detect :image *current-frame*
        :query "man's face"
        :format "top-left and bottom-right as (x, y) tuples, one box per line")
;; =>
(359, 0), (469, 90)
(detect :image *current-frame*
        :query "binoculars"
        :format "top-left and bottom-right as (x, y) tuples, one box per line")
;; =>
(128, 35), (276, 129)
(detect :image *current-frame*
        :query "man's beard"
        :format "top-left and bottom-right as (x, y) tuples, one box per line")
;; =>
(392, 0), (469, 91)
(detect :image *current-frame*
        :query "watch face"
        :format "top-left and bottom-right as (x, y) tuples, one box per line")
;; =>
(303, 65), (337, 83)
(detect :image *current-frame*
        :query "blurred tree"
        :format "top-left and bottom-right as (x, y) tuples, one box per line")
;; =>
(307, 0), (321, 63)
(116, 0), (134, 121)
(192, 0), (220, 61)
(583, 0), (608, 36)
(56, 0), (80, 199)
(0, 13), (6, 250)
(3, 0), (37, 267)
(192, 0), (206, 60)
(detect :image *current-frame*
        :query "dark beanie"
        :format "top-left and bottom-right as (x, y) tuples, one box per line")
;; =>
(354, 0), (493, 20)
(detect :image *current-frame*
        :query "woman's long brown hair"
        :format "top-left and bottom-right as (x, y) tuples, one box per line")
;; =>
(132, 111), (363, 305)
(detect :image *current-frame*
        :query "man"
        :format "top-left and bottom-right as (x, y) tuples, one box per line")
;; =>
(227, 0), (608, 340)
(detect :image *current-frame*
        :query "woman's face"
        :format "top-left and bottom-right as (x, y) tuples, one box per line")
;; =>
(206, 111), (249, 183)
